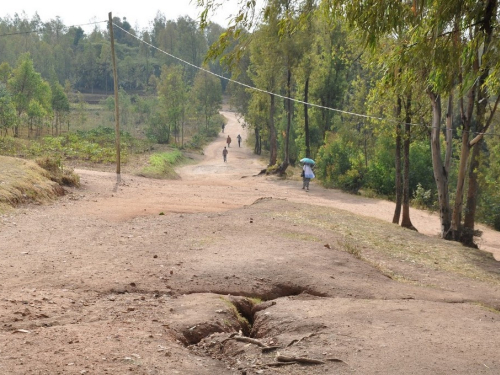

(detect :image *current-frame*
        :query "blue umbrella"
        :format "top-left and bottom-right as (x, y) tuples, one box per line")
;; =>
(300, 157), (315, 165)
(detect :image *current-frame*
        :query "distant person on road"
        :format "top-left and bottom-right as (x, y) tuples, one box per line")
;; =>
(222, 147), (228, 162)
(237, 134), (242, 147)
(302, 163), (315, 191)
(227, 135), (232, 148)
(222, 122), (225, 133)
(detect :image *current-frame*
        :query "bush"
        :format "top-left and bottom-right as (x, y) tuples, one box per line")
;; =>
(365, 137), (395, 196)
(316, 134), (366, 193)
(412, 183), (434, 209)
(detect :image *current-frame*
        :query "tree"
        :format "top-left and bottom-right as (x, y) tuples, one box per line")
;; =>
(51, 81), (70, 136)
(191, 70), (222, 130)
(0, 62), (12, 84)
(328, 0), (500, 246)
(157, 65), (188, 146)
(8, 53), (52, 137)
(0, 84), (17, 136)
(247, 25), (284, 166)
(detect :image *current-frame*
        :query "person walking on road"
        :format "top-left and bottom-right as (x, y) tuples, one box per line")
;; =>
(237, 134), (242, 147)
(222, 147), (228, 162)
(302, 163), (315, 191)
(227, 135), (232, 148)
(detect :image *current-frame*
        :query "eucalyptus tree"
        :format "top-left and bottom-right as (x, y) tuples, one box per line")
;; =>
(328, 0), (500, 246)
(449, 0), (500, 246)
(51, 81), (70, 136)
(290, 0), (316, 159)
(0, 84), (17, 136)
(157, 65), (188, 146)
(247, 25), (285, 166)
(138, 31), (155, 91)
(262, 0), (299, 173)
(191, 69), (222, 130)
(309, 16), (353, 141)
(176, 17), (209, 84)
(0, 62), (11, 84)
(326, 0), (445, 233)
(199, 0), (315, 170)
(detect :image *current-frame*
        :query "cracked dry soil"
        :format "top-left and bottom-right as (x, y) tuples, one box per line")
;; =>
(1, 111), (500, 375)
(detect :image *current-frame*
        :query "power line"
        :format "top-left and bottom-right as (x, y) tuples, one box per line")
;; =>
(113, 23), (500, 139)
(0, 19), (497, 139)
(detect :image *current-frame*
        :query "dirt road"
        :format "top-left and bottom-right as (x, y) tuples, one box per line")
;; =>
(1, 111), (499, 374)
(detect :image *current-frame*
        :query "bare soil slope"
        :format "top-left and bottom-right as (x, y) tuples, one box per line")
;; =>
(1, 111), (499, 375)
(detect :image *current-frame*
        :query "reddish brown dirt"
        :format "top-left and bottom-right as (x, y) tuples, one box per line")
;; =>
(1, 111), (500, 374)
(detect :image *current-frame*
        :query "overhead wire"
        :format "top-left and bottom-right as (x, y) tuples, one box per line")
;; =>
(0, 18), (497, 139)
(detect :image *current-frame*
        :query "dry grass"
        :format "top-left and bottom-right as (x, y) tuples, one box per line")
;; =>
(272, 203), (500, 287)
(0, 156), (77, 213)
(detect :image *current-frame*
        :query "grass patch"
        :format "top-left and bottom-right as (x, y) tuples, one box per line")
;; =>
(338, 236), (361, 259)
(271, 204), (500, 286)
(280, 232), (321, 242)
(138, 150), (185, 179)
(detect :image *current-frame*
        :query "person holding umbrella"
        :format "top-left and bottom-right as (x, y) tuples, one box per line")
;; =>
(300, 158), (315, 191)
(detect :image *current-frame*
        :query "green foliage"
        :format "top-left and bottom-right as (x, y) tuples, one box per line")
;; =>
(0, 136), (27, 155)
(0, 84), (18, 133)
(0, 126), (143, 163)
(186, 119), (221, 149)
(191, 70), (223, 129)
(412, 183), (434, 209)
(477, 136), (500, 230)
(157, 65), (188, 145)
(408, 140), (435, 197)
(146, 112), (170, 144)
(316, 133), (366, 193)
(8, 54), (52, 133)
(365, 136), (395, 196)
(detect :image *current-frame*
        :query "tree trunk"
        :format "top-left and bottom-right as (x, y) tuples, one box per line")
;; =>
(451, 83), (474, 240)
(461, 139), (482, 247)
(451, 130), (471, 240)
(444, 95), (453, 177)
(254, 127), (262, 155)
(392, 97), (402, 224)
(428, 92), (452, 238)
(269, 94), (277, 166)
(304, 77), (310, 158)
(459, 0), (497, 247)
(278, 68), (293, 175)
(401, 94), (416, 231)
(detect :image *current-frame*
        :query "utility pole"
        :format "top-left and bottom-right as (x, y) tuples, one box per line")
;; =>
(108, 12), (121, 181)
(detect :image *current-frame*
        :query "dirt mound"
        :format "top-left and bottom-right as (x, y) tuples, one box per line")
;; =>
(0, 156), (70, 212)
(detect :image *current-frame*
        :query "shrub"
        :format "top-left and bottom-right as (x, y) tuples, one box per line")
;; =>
(316, 134), (366, 193)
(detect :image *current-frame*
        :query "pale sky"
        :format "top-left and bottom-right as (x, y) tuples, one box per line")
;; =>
(2, 1), (238, 31)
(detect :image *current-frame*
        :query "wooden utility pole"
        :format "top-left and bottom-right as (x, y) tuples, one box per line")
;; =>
(108, 12), (121, 180)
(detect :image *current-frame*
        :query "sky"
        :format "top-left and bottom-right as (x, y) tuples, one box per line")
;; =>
(2, 1), (238, 31)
